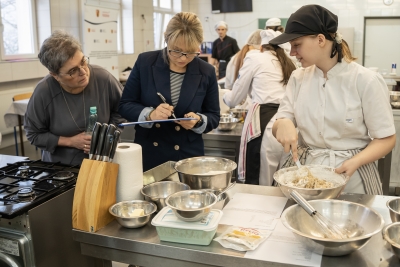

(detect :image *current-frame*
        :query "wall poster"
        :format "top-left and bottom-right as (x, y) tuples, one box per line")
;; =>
(82, 3), (119, 79)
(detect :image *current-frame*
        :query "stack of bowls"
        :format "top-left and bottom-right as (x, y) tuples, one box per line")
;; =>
(140, 181), (190, 210)
(229, 108), (248, 123)
(390, 91), (400, 109)
(217, 117), (238, 131)
(382, 198), (400, 259)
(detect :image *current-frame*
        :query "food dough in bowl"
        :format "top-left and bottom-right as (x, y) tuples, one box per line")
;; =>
(279, 166), (345, 189)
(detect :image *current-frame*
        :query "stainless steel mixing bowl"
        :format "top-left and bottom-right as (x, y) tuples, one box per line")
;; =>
(200, 189), (228, 210)
(140, 181), (190, 210)
(229, 108), (248, 122)
(390, 92), (400, 108)
(109, 200), (157, 228)
(174, 156), (237, 190)
(217, 117), (238, 131)
(281, 199), (384, 256)
(273, 165), (348, 200)
(382, 222), (400, 260)
(165, 190), (217, 222)
(387, 198), (400, 222)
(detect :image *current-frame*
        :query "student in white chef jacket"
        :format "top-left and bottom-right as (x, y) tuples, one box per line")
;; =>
(271, 5), (396, 194)
(224, 29), (297, 185)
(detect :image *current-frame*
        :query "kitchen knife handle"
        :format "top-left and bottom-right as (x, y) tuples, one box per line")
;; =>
(95, 123), (108, 161)
(109, 130), (121, 163)
(101, 124), (117, 162)
(88, 122), (101, 160)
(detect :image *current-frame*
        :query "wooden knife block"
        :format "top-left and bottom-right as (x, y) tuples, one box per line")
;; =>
(72, 159), (119, 232)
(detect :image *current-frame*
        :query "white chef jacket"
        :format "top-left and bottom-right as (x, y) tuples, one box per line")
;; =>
(223, 50), (286, 107)
(224, 54), (237, 90)
(224, 50), (288, 185)
(276, 60), (395, 193)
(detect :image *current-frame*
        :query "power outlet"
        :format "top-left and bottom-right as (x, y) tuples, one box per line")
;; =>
(205, 16), (209, 22)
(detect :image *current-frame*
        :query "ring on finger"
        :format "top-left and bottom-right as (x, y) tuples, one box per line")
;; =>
(84, 144), (87, 149)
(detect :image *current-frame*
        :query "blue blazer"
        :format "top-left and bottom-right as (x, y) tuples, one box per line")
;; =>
(119, 49), (220, 171)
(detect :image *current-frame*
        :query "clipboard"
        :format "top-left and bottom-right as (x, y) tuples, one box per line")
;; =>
(119, 118), (196, 127)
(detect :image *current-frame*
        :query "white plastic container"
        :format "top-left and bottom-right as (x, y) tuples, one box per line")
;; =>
(151, 207), (223, 245)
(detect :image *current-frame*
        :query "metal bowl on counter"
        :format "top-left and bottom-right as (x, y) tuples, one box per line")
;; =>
(390, 91), (400, 108)
(200, 189), (228, 210)
(174, 156), (237, 190)
(382, 222), (400, 260)
(165, 190), (217, 222)
(220, 113), (233, 118)
(281, 199), (384, 256)
(229, 108), (248, 123)
(273, 165), (348, 200)
(109, 200), (157, 228)
(217, 117), (238, 131)
(387, 198), (400, 222)
(140, 181), (190, 210)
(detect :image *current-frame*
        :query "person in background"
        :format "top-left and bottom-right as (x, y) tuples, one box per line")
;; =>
(24, 30), (125, 166)
(271, 5), (396, 194)
(224, 29), (262, 90)
(223, 29), (297, 185)
(211, 21), (240, 79)
(265, 17), (284, 33)
(118, 12), (220, 172)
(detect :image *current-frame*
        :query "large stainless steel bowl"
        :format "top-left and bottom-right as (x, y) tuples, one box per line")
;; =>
(229, 108), (248, 122)
(382, 222), (400, 260)
(281, 199), (384, 256)
(217, 117), (238, 131)
(174, 156), (237, 190)
(273, 165), (348, 200)
(140, 181), (190, 210)
(387, 198), (400, 222)
(109, 200), (157, 228)
(165, 190), (217, 222)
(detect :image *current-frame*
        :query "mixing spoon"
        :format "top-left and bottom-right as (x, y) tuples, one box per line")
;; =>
(290, 190), (349, 239)
(216, 181), (236, 201)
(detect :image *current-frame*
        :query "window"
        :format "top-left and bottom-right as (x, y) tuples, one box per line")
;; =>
(0, 0), (38, 60)
(153, 0), (181, 50)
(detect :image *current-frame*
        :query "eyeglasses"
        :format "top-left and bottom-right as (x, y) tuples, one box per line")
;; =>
(59, 56), (90, 78)
(168, 49), (200, 59)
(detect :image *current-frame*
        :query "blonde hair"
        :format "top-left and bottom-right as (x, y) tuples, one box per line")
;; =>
(162, 12), (203, 63)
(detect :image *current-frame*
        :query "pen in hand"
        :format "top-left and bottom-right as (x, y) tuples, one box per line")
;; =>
(156, 92), (177, 119)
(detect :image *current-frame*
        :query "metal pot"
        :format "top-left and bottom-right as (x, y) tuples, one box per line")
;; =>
(174, 156), (237, 190)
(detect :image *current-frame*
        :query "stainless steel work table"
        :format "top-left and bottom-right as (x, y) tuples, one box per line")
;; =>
(72, 184), (399, 267)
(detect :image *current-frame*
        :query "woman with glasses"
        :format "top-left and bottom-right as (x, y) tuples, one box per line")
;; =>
(24, 30), (125, 165)
(118, 12), (220, 171)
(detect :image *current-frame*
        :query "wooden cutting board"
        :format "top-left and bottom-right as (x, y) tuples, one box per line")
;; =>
(72, 159), (119, 232)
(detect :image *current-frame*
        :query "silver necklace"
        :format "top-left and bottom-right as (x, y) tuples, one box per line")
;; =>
(60, 85), (86, 132)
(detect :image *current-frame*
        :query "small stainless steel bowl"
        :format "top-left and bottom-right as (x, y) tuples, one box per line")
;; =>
(382, 222), (400, 260)
(273, 165), (348, 200)
(282, 199), (384, 256)
(229, 108), (248, 122)
(140, 181), (190, 210)
(174, 156), (237, 190)
(390, 91), (400, 101)
(165, 190), (217, 222)
(200, 189), (228, 210)
(387, 198), (400, 222)
(220, 113), (233, 118)
(217, 117), (238, 131)
(391, 102), (400, 109)
(109, 200), (157, 228)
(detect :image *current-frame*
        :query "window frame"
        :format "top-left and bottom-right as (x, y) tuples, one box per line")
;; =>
(153, 0), (180, 50)
(0, 0), (39, 61)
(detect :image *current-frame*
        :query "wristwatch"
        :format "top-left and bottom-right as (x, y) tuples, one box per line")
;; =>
(193, 115), (204, 128)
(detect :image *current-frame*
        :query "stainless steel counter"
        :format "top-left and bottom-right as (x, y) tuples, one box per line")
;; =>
(73, 184), (399, 267)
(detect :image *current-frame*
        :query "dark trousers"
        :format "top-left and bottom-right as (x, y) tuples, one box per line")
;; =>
(218, 60), (227, 78)
(245, 103), (279, 185)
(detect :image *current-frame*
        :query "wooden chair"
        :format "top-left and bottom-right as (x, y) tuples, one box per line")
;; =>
(12, 92), (32, 156)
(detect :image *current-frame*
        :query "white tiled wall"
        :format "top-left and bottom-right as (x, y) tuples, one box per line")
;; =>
(186, 0), (400, 65)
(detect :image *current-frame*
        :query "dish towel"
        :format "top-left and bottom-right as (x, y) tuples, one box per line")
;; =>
(238, 103), (261, 182)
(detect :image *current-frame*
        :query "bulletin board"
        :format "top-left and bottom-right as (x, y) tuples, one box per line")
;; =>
(258, 18), (288, 29)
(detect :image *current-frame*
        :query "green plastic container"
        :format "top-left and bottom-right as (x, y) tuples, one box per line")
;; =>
(151, 207), (222, 245)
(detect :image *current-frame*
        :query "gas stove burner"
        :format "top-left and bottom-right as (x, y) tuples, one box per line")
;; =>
(53, 171), (75, 180)
(17, 187), (35, 198)
(16, 166), (32, 177)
